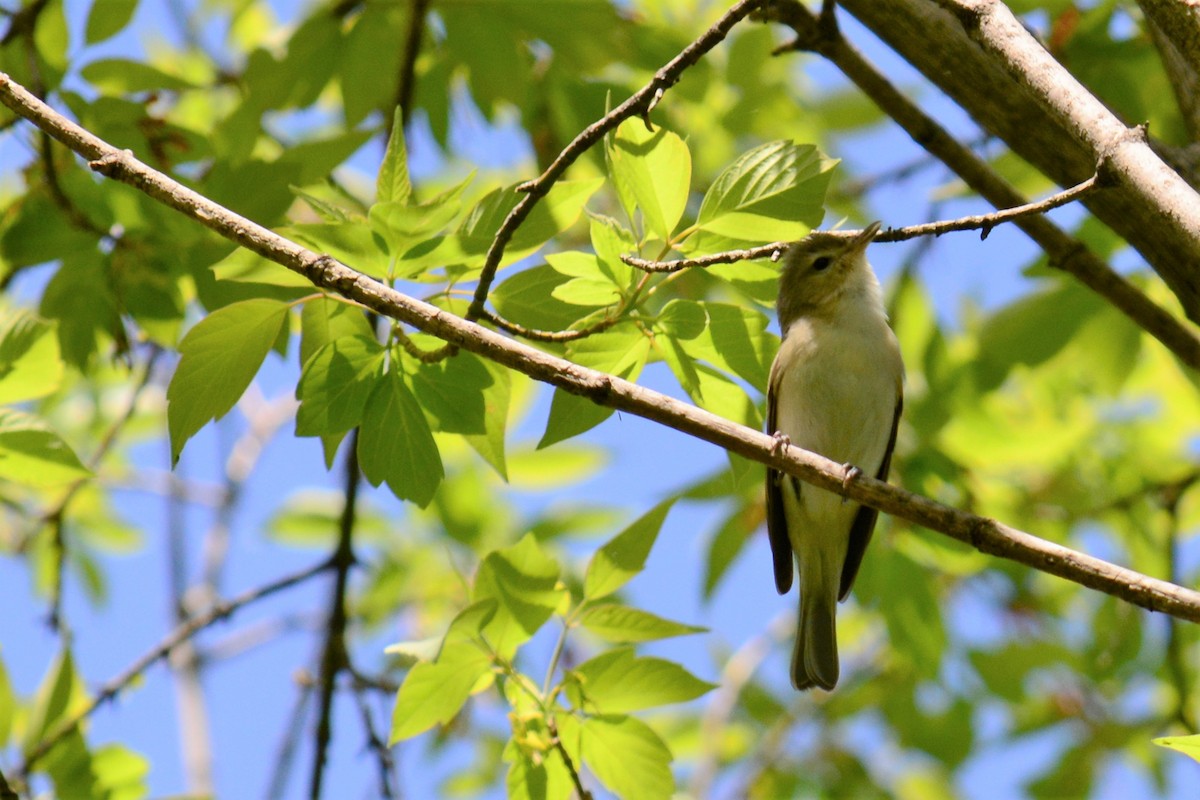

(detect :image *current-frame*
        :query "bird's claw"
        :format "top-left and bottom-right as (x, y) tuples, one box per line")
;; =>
(770, 431), (791, 456)
(840, 463), (862, 502)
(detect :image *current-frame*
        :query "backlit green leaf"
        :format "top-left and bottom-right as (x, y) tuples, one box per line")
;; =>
(606, 119), (691, 242)
(584, 500), (672, 600)
(389, 641), (492, 743)
(167, 299), (290, 463)
(358, 368), (443, 507)
(295, 337), (383, 436)
(696, 140), (835, 242)
(579, 604), (706, 643)
(569, 648), (715, 713)
(579, 715), (673, 800)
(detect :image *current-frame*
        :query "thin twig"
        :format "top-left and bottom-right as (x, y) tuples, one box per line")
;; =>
(621, 175), (1099, 273)
(266, 681), (316, 800)
(349, 680), (398, 799)
(465, 0), (766, 321)
(308, 437), (361, 799)
(18, 558), (333, 778)
(547, 717), (593, 800)
(42, 348), (160, 632)
(391, 0), (431, 133)
(5, 71), (1200, 628)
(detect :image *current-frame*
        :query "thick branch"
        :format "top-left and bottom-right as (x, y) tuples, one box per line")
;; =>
(835, 0), (1200, 324)
(4, 72), (1199, 631)
(765, 0), (1200, 371)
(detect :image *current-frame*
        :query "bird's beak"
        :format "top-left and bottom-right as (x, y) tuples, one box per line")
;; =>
(845, 221), (882, 256)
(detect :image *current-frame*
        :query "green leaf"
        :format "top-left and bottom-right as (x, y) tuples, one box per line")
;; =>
(1153, 734), (1200, 764)
(974, 280), (1104, 391)
(267, 489), (391, 547)
(695, 140), (835, 242)
(91, 743), (151, 799)
(579, 603), (706, 643)
(85, 0), (138, 44)
(578, 715), (673, 800)
(539, 325), (650, 448)
(23, 649), (85, 758)
(80, 58), (199, 93)
(493, 264), (596, 331)
(409, 351), (493, 434)
(455, 179), (603, 268)
(679, 302), (774, 393)
(463, 358), (511, 479)
(295, 337), (383, 436)
(583, 500), (672, 600)
(0, 310), (63, 403)
(298, 297), (375, 369)
(551, 277), (621, 306)
(471, 533), (564, 658)
(40, 254), (119, 369)
(569, 647), (715, 713)
(0, 648), (14, 747)
(358, 368), (444, 507)
(606, 119), (691, 241)
(167, 299), (290, 463)
(283, 221), (391, 279)
(0, 409), (89, 486)
(210, 247), (314, 292)
(389, 641), (492, 743)
(377, 108), (412, 205)
(442, 599), (500, 647)
(656, 299), (707, 340)
(588, 213), (636, 286)
(507, 443), (606, 490)
(505, 742), (573, 800)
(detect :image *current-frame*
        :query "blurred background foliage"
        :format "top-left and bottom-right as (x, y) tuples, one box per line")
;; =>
(0, 0), (1198, 798)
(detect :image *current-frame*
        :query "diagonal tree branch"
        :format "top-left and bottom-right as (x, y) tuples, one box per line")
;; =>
(3, 71), (1199, 632)
(764, 0), (1200, 372)
(835, 0), (1200, 324)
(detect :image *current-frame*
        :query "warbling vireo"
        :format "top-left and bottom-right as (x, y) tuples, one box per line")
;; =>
(765, 221), (903, 691)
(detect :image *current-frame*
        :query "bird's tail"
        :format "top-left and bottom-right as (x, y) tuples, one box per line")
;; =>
(791, 583), (839, 691)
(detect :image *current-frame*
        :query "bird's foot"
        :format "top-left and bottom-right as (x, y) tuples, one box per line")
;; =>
(770, 431), (791, 456)
(840, 463), (862, 502)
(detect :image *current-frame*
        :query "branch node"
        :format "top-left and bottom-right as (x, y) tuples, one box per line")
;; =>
(87, 149), (132, 176)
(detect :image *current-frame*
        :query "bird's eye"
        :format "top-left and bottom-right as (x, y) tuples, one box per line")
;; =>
(812, 256), (833, 272)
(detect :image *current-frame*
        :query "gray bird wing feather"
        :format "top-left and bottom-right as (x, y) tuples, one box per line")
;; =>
(837, 392), (902, 601)
(765, 366), (795, 596)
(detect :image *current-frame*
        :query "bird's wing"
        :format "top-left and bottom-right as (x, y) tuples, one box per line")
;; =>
(837, 392), (903, 601)
(765, 365), (795, 595)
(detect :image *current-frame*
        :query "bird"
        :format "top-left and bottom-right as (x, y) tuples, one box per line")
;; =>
(765, 221), (904, 691)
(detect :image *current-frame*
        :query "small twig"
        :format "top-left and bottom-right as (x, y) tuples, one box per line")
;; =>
(621, 175), (1099, 273)
(19, 557), (333, 778)
(349, 679), (398, 799)
(466, 0), (766, 321)
(547, 716), (593, 800)
(877, 173), (1101, 241)
(391, 0), (431, 133)
(479, 305), (624, 344)
(392, 325), (454, 362)
(308, 437), (361, 800)
(266, 681), (316, 800)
